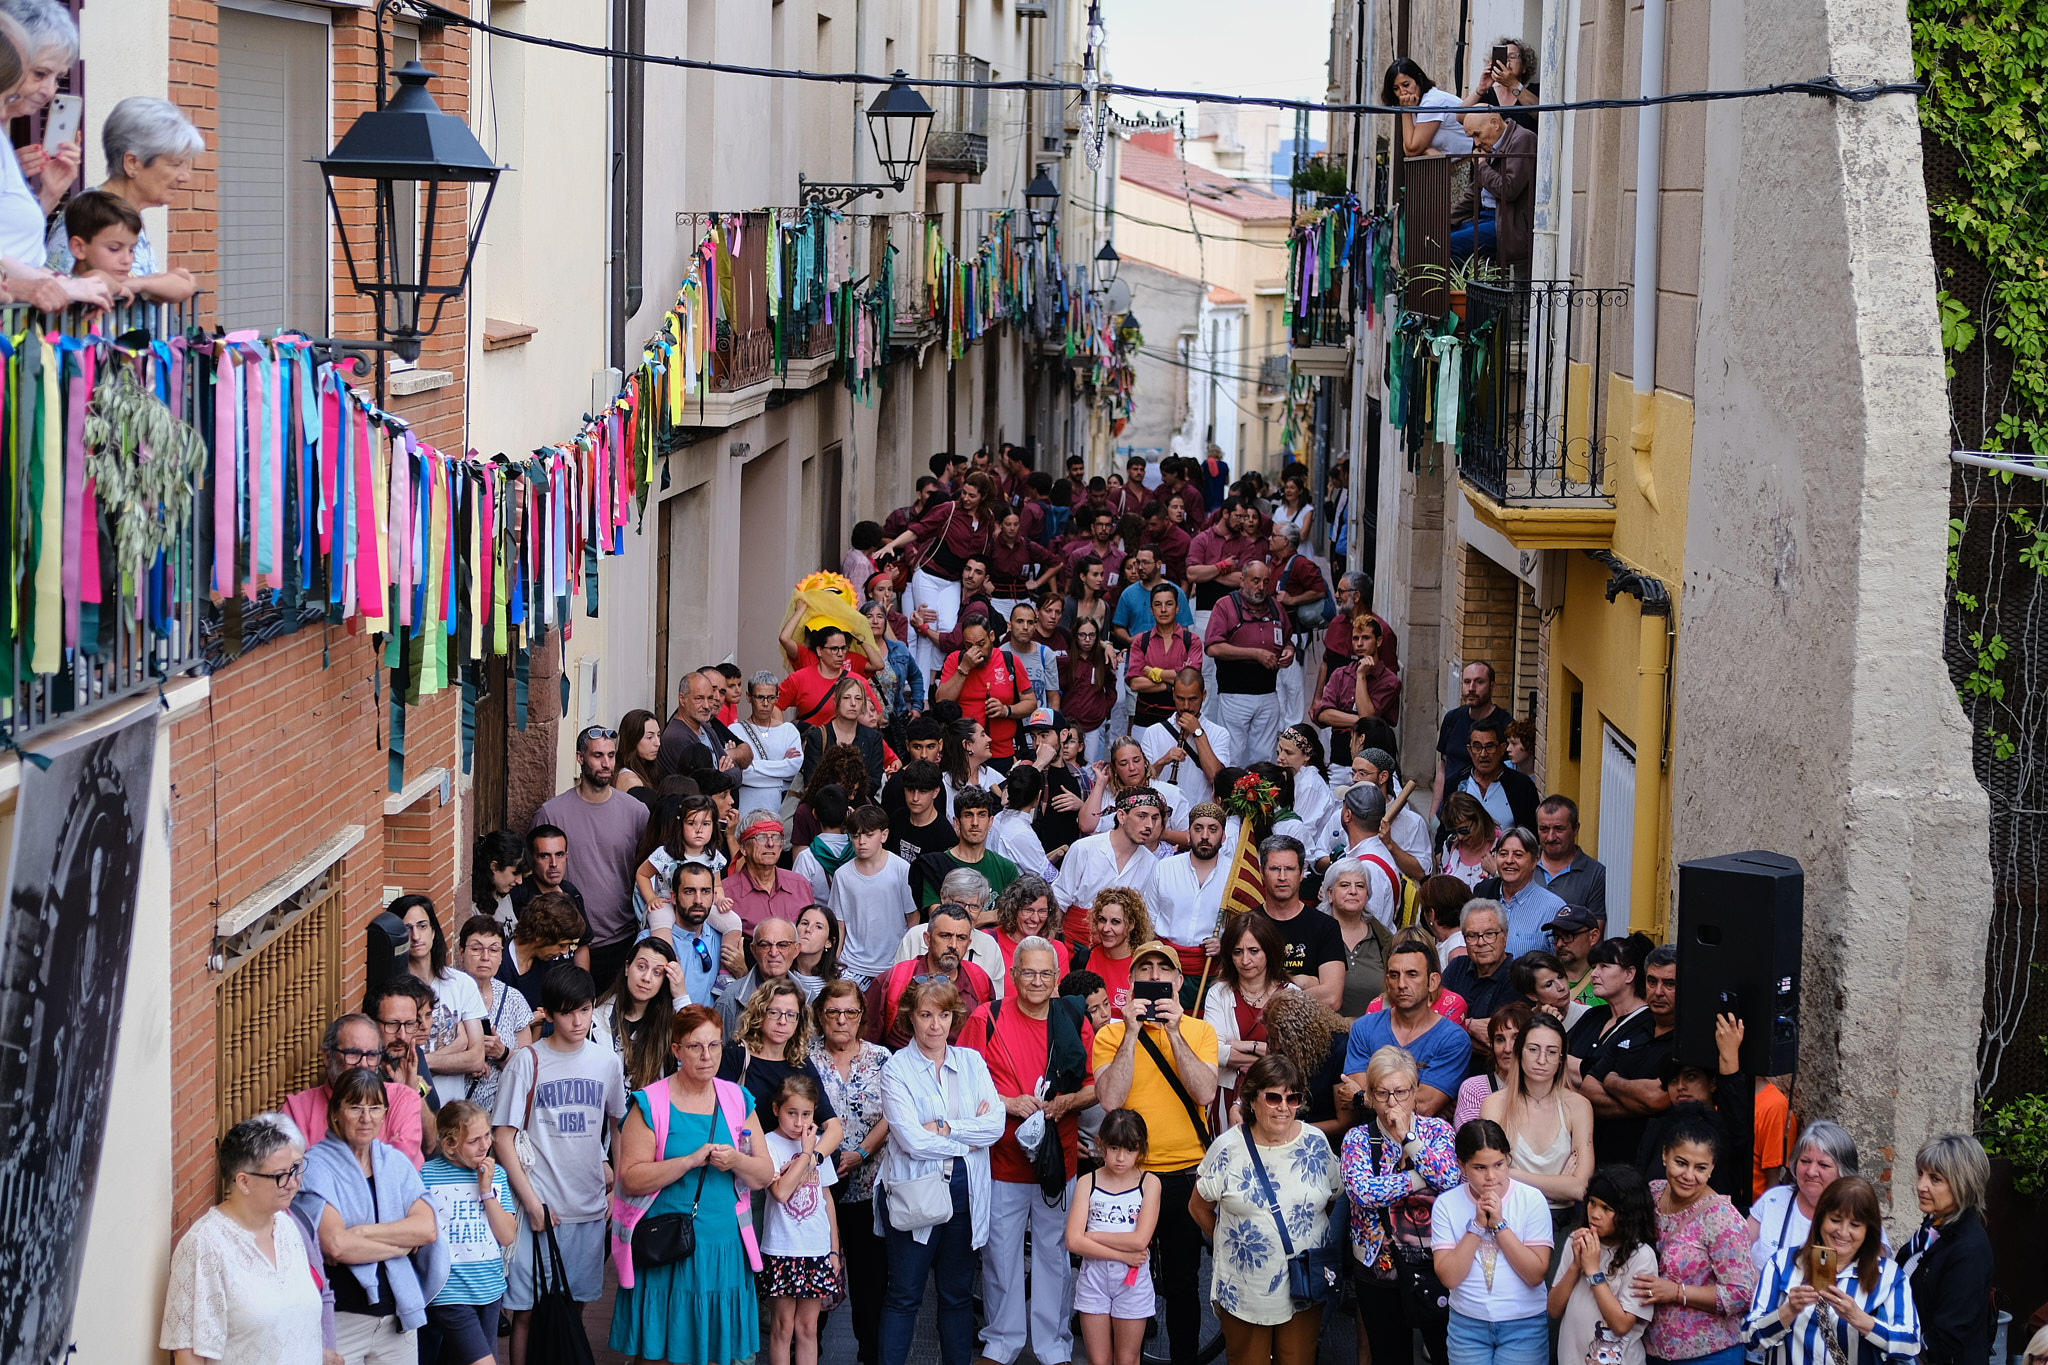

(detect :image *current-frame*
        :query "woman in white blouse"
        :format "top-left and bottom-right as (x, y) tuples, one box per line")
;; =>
(877, 978), (1005, 1365)
(735, 670), (807, 811)
(162, 1114), (336, 1365)
(1382, 57), (1477, 157)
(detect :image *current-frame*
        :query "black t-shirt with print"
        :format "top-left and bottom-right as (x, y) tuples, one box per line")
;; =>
(1253, 906), (1347, 985)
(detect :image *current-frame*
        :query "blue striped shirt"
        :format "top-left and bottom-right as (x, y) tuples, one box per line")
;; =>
(1745, 1248), (1921, 1365)
(421, 1157), (513, 1305)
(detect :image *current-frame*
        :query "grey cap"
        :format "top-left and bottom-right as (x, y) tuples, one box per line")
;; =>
(1342, 782), (1388, 826)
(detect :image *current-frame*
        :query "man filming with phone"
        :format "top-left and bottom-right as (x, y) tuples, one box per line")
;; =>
(1092, 941), (1220, 1365)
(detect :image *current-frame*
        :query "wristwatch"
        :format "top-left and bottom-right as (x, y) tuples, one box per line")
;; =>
(1589, 1272), (1607, 1286)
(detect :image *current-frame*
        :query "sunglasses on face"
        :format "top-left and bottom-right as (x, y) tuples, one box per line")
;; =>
(1259, 1091), (1303, 1107)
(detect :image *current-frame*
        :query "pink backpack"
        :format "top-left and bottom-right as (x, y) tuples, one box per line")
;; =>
(609, 1076), (763, 1288)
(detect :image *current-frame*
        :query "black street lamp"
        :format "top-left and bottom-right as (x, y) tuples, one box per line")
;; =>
(801, 71), (937, 209)
(1094, 240), (1121, 292)
(316, 61), (504, 364)
(1025, 168), (1061, 231)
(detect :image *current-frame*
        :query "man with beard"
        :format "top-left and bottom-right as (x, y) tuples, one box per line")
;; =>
(535, 726), (650, 989)
(1203, 558), (1293, 763)
(658, 669), (753, 778)
(1150, 803), (1229, 984)
(1137, 668), (1232, 805)
(864, 902), (995, 1046)
(660, 860), (728, 1006)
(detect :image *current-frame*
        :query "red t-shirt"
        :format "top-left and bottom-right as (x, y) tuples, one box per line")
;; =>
(939, 648), (1028, 757)
(1092, 950), (1134, 1014)
(959, 1002), (1094, 1183)
(776, 665), (883, 727)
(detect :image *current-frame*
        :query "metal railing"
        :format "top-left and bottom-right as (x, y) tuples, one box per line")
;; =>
(928, 54), (992, 177)
(1458, 281), (1629, 504)
(712, 325), (775, 391)
(6, 296), (206, 742)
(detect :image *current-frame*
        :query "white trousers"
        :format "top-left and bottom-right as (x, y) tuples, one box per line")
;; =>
(335, 1313), (417, 1365)
(1276, 660), (1305, 730)
(979, 1176), (1077, 1365)
(1192, 609), (1220, 710)
(908, 567), (963, 678)
(1216, 690), (1282, 766)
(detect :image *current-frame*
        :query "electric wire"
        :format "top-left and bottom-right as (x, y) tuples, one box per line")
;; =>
(400, 2), (1919, 119)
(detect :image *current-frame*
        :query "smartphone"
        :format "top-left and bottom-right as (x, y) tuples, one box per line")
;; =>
(1489, 45), (1509, 71)
(42, 94), (81, 154)
(1804, 1244), (1838, 1283)
(1133, 980), (1171, 1019)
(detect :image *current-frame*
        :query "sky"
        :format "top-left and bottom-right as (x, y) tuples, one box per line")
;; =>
(1101, 0), (1332, 141)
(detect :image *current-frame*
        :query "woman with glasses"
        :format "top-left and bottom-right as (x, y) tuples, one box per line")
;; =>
(162, 1112), (333, 1364)
(720, 977), (847, 1154)
(1191, 1054), (1345, 1365)
(1342, 1044), (1463, 1365)
(1481, 1012), (1593, 1271)
(292, 1068), (441, 1364)
(810, 981), (893, 1365)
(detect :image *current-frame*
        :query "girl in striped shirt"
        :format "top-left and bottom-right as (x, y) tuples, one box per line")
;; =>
(1745, 1176), (1921, 1365)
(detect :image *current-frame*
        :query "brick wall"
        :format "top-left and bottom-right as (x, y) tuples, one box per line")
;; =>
(160, 3), (475, 1233)
(1453, 545), (1518, 694)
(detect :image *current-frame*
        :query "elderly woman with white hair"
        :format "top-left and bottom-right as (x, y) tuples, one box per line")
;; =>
(161, 1112), (340, 1365)
(0, 8), (104, 311)
(734, 669), (806, 811)
(896, 865), (1009, 995)
(45, 94), (202, 300)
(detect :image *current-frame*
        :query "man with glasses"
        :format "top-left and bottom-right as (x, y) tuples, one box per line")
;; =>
(959, 938), (1095, 1365)
(658, 668), (753, 779)
(1342, 939), (1471, 1119)
(1453, 713), (1540, 832)
(281, 1013), (429, 1167)
(723, 810), (813, 932)
(1440, 900), (1518, 1066)
(714, 917), (805, 1036)
(1542, 902), (1606, 1017)
(535, 725), (650, 990)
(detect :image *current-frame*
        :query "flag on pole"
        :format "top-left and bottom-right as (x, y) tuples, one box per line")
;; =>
(1218, 826), (1266, 921)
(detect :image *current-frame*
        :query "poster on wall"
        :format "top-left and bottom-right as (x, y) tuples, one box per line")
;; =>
(0, 711), (157, 1365)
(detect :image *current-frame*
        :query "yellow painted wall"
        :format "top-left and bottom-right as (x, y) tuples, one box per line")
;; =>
(1542, 374), (1695, 932)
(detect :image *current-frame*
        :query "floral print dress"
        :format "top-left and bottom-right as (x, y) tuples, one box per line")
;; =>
(1644, 1180), (1758, 1360)
(811, 1039), (890, 1201)
(1194, 1123), (1345, 1326)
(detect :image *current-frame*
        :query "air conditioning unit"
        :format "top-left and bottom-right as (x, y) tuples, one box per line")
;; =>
(1015, 0), (1048, 14)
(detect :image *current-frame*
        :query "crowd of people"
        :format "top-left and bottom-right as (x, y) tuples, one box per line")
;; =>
(165, 446), (2001, 1365)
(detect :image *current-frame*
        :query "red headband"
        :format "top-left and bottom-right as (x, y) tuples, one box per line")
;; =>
(740, 819), (786, 843)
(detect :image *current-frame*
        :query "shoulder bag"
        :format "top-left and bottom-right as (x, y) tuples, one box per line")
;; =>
(1368, 1131), (1451, 1325)
(886, 1060), (962, 1232)
(1135, 1026), (1212, 1149)
(1241, 1123), (1345, 1308)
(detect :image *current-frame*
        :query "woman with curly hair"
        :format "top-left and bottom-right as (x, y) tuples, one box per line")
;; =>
(991, 875), (1070, 979)
(792, 744), (873, 847)
(1262, 990), (1351, 1140)
(1083, 887), (1155, 1014)
(721, 977), (846, 1150)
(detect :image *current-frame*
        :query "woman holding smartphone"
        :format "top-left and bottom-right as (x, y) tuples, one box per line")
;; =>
(1745, 1176), (1920, 1365)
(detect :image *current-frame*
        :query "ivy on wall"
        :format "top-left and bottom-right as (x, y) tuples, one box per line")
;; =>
(1912, 0), (2047, 454)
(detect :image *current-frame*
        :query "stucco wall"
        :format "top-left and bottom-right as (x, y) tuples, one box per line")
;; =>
(1675, 0), (1990, 1221)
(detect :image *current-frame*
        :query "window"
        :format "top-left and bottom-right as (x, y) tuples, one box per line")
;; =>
(216, 863), (345, 1135)
(217, 5), (329, 333)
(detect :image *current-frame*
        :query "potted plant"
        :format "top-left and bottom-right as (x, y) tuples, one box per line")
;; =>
(1404, 257), (1508, 321)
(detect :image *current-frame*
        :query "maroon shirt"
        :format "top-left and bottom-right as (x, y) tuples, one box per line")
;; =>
(1063, 538), (1126, 590)
(1324, 611), (1402, 674)
(985, 536), (1055, 597)
(905, 498), (996, 578)
(1204, 592), (1292, 696)
(1186, 528), (1269, 609)
(1059, 649), (1118, 728)
(1317, 658), (1404, 727)
(1141, 523), (1194, 585)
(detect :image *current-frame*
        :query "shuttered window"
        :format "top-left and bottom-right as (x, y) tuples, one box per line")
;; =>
(217, 5), (329, 333)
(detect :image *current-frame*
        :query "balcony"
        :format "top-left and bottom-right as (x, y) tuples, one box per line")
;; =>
(926, 55), (991, 182)
(7, 297), (206, 743)
(778, 317), (838, 390)
(1457, 281), (1629, 550)
(1257, 354), (1289, 401)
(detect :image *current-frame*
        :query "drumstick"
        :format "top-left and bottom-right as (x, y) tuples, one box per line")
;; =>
(1384, 779), (1419, 825)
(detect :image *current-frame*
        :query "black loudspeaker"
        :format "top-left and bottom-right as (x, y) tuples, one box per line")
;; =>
(1675, 851), (1802, 1076)
(365, 911), (412, 988)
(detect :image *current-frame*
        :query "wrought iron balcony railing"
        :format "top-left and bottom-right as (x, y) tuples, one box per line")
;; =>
(927, 55), (992, 179)
(6, 296), (206, 742)
(1458, 281), (1629, 504)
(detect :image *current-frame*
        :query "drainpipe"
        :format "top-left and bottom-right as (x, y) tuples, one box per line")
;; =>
(1629, 0), (1665, 508)
(1586, 550), (1670, 932)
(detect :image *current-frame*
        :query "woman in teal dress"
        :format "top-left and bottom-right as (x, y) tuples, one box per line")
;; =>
(612, 1004), (776, 1364)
